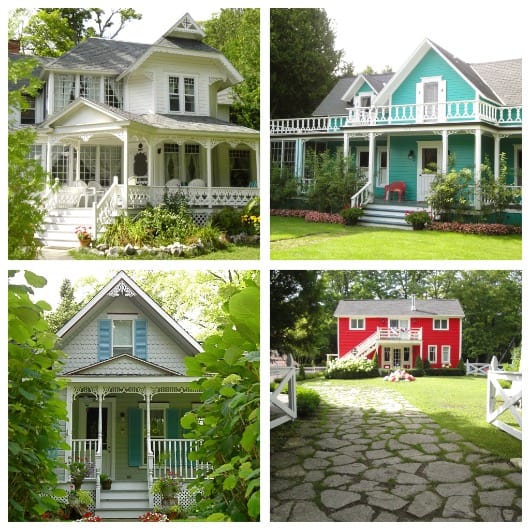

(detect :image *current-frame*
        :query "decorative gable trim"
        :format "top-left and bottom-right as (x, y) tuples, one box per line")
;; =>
(163, 13), (206, 41)
(108, 280), (136, 297)
(341, 75), (376, 103)
(64, 353), (183, 376)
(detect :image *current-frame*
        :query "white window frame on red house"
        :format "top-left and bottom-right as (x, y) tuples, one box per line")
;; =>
(349, 318), (365, 330)
(428, 345), (437, 363)
(433, 318), (449, 330)
(441, 345), (451, 365)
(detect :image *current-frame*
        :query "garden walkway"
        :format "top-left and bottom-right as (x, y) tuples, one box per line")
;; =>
(270, 381), (522, 522)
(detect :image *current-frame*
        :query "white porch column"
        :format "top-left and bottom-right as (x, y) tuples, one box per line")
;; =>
(206, 142), (213, 208)
(255, 141), (260, 186)
(146, 389), (154, 494)
(343, 132), (350, 160)
(148, 141), (155, 185)
(95, 389), (103, 509)
(74, 141), (81, 182)
(441, 130), (448, 175)
(493, 134), (501, 180)
(294, 138), (304, 179)
(122, 129), (128, 208)
(65, 386), (74, 483)
(368, 132), (375, 187)
(46, 140), (53, 188)
(474, 128), (482, 209)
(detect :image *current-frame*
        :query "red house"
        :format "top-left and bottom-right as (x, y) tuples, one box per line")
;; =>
(334, 297), (464, 369)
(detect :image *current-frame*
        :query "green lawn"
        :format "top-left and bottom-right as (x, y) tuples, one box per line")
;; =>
(270, 217), (522, 260)
(301, 376), (522, 461)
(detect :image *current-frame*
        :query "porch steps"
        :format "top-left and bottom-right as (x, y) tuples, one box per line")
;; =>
(96, 481), (150, 520)
(39, 208), (94, 248)
(358, 203), (428, 229)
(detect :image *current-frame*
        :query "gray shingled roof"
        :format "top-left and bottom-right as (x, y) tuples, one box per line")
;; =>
(45, 38), (150, 73)
(155, 36), (219, 54)
(334, 299), (465, 318)
(471, 59), (522, 106)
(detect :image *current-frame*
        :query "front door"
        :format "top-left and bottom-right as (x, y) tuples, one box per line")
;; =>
(376, 148), (388, 188)
(391, 346), (412, 369)
(417, 142), (441, 201)
(84, 404), (113, 477)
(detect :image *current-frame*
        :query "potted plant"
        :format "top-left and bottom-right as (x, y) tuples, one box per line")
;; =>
(404, 210), (431, 230)
(75, 225), (93, 247)
(69, 460), (89, 490)
(100, 473), (112, 490)
(151, 471), (182, 507)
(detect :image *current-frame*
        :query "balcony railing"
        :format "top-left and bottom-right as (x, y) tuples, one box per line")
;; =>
(377, 327), (422, 341)
(270, 100), (522, 134)
(70, 439), (98, 480)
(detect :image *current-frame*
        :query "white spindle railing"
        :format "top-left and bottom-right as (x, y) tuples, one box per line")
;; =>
(70, 439), (98, 479)
(350, 181), (372, 208)
(271, 100), (522, 135)
(377, 327), (422, 341)
(151, 439), (206, 480)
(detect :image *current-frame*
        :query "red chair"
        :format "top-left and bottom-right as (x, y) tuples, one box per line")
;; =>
(384, 181), (406, 202)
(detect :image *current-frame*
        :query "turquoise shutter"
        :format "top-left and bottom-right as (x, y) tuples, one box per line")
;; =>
(135, 319), (147, 360)
(98, 320), (112, 361)
(167, 408), (180, 438)
(128, 408), (142, 466)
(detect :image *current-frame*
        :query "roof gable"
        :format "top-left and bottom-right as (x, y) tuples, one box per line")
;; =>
(58, 271), (202, 355)
(64, 354), (183, 377)
(374, 38), (505, 106)
(334, 299), (465, 318)
(162, 13), (206, 41)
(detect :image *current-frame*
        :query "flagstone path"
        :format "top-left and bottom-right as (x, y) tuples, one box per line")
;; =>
(270, 381), (522, 522)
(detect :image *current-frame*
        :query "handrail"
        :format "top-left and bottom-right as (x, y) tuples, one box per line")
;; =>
(350, 181), (372, 208)
(93, 176), (121, 239)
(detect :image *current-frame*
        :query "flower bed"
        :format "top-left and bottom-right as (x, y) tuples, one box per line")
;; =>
(383, 369), (416, 382)
(428, 222), (521, 235)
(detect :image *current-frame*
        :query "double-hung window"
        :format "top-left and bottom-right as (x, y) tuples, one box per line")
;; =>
(112, 319), (133, 355)
(168, 75), (196, 113)
(433, 318), (449, 330)
(349, 318), (365, 330)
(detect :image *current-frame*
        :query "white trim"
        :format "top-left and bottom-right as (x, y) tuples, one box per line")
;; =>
(428, 345), (437, 364)
(441, 345), (451, 365)
(433, 318), (449, 330)
(349, 318), (365, 330)
(166, 73), (199, 115)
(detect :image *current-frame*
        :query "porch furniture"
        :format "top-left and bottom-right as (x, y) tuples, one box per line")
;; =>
(384, 181), (406, 201)
(166, 179), (181, 187)
(86, 181), (105, 206)
(188, 178), (205, 187)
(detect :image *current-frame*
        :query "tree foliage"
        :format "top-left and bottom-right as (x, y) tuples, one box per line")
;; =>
(16, 8), (142, 56)
(8, 56), (47, 260)
(181, 283), (260, 521)
(270, 8), (343, 118)
(204, 9), (260, 129)
(46, 279), (83, 334)
(8, 271), (69, 521)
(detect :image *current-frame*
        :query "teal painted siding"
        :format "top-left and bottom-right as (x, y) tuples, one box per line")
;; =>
(356, 81), (373, 95)
(448, 134), (475, 171)
(392, 48), (475, 106)
(386, 136), (420, 199)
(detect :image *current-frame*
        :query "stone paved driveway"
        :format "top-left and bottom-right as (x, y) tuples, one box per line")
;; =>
(270, 381), (522, 522)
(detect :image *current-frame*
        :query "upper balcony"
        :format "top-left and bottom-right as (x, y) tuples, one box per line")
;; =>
(270, 99), (522, 135)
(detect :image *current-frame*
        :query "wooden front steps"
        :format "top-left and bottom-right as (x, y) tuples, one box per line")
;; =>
(96, 481), (150, 520)
(358, 202), (429, 229)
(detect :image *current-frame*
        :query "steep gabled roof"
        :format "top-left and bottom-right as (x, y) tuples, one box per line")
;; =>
(471, 59), (522, 106)
(334, 299), (465, 318)
(58, 271), (202, 355)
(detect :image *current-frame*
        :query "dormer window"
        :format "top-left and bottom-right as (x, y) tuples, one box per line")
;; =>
(113, 319), (133, 355)
(168, 75), (196, 113)
(359, 95), (371, 108)
(21, 94), (36, 124)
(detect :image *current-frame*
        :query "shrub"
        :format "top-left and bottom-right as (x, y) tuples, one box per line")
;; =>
(211, 206), (244, 235)
(188, 223), (227, 250)
(325, 357), (379, 379)
(162, 189), (192, 217)
(424, 368), (466, 376)
(136, 205), (197, 245)
(271, 164), (298, 207)
(404, 210), (431, 227)
(298, 364), (306, 380)
(427, 168), (474, 221)
(428, 222), (521, 235)
(296, 386), (321, 417)
(270, 209), (312, 218)
(304, 211), (344, 224)
(414, 356), (425, 375)
(340, 207), (364, 225)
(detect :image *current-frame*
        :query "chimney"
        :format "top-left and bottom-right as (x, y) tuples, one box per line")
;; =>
(9, 39), (21, 54)
(411, 294), (416, 311)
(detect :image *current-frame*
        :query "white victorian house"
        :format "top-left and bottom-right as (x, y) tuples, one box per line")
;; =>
(9, 13), (259, 247)
(54, 271), (206, 518)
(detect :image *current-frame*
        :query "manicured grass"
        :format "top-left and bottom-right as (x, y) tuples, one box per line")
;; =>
(270, 217), (522, 260)
(302, 377), (521, 461)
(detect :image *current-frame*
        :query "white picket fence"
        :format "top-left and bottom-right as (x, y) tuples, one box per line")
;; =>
(466, 360), (490, 376)
(486, 356), (522, 440)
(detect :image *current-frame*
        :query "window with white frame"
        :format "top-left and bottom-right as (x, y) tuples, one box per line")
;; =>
(164, 143), (180, 182)
(99, 145), (121, 186)
(112, 319), (133, 355)
(349, 318), (365, 330)
(441, 346), (450, 365)
(140, 403), (168, 465)
(54, 74), (75, 113)
(185, 144), (200, 180)
(383, 347), (391, 364)
(28, 144), (46, 168)
(79, 145), (97, 184)
(51, 145), (70, 183)
(416, 76), (446, 122)
(428, 345), (437, 363)
(168, 75), (196, 113)
(79, 75), (100, 101)
(433, 319), (449, 330)
(104, 77), (122, 108)
(229, 150), (251, 186)
(21, 94), (36, 124)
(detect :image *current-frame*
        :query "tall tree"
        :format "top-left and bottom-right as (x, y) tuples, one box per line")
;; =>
(8, 56), (47, 259)
(18, 8), (142, 56)
(8, 271), (69, 521)
(204, 9), (260, 129)
(270, 8), (343, 118)
(46, 279), (83, 333)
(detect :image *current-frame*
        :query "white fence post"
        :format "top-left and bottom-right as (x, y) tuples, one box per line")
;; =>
(270, 354), (297, 429)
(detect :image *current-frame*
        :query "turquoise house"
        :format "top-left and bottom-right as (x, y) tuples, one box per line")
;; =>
(270, 39), (522, 224)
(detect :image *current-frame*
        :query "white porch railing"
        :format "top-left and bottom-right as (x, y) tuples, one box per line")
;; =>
(70, 439), (98, 480)
(486, 356), (522, 440)
(351, 181), (372, 208)
(270, 100), (522, 134)
(151, 439), (206, 480)
(377, 327), (422, 341)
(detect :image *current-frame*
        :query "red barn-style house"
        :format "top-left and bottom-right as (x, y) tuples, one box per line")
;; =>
(334, 297), (464, 369)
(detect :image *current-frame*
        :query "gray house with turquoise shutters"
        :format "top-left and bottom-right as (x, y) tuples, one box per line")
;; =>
(54, 271), (204, 518)
(271, 38), (522, 226)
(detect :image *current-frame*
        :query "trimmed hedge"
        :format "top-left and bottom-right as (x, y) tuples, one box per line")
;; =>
(425, 368), (466, 376)
(296, 386), (321, 417)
